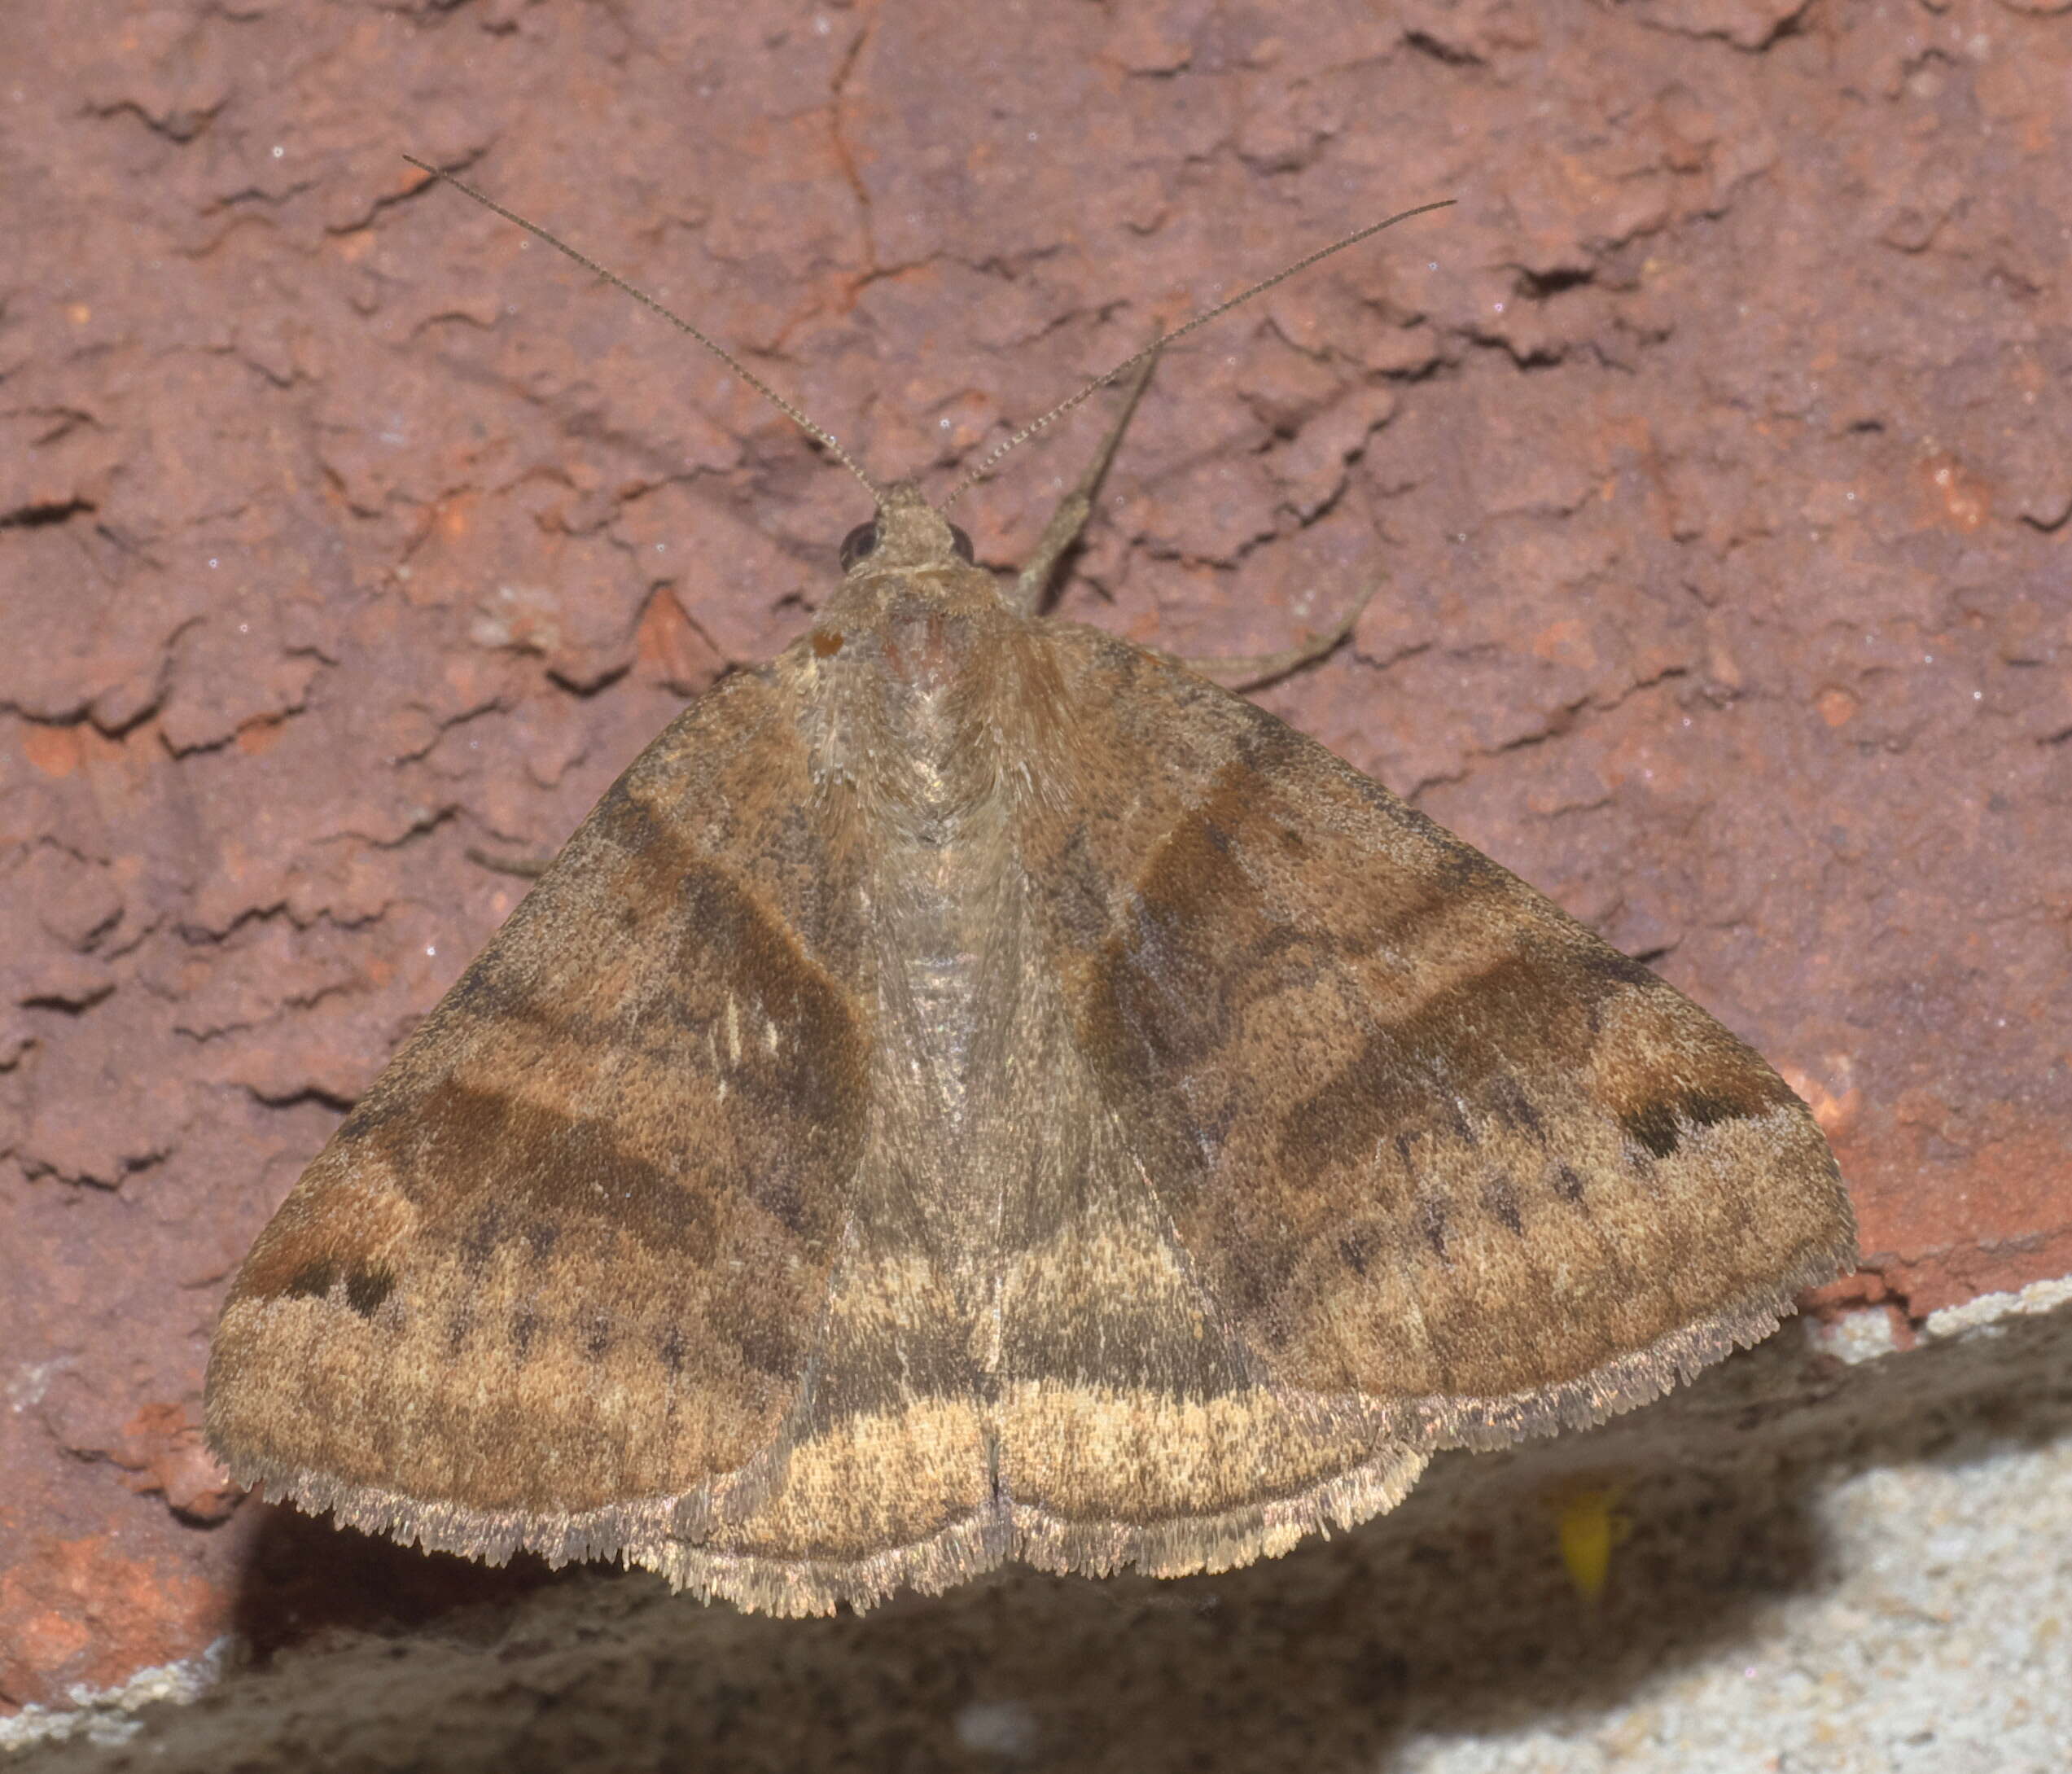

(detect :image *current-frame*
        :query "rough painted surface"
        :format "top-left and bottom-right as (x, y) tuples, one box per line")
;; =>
(2, 0), (2066, 1719)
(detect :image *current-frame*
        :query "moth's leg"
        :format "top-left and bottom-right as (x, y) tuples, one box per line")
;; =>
(1172, 576), (1385, 690)
(1010, 349), (1162, 615)
(466, 845), (554, 879)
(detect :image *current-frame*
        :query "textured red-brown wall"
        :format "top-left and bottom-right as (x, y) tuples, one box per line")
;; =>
(2, 0), (2066, 1716)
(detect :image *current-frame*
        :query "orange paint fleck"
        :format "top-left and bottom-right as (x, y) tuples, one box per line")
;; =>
(114, 1402), (240, 1520)
(22, 725), (81, 777)
(1529, 617), (1592, 668)
(66, 303), (92, 327)
(1776, 1054), (1862, 1140)
(235, 718), (284, 757)
(19, 1610), (94, 1670)
(1803, 1270), (1890, 1314)
(1816, 686), (1860, 728)
(1917, 453), (1991, 532)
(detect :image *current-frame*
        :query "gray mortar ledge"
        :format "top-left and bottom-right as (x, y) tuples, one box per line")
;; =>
(7, 1273), (2070, 1772)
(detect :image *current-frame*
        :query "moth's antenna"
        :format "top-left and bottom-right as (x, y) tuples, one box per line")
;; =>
(401, 155), (881, 502)
(942, 199), (1457, 509)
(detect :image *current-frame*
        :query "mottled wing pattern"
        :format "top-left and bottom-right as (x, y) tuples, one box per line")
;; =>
(1013, 624), (1855, 1452)
(204, 661), (978, 1609)
(207, 555), (1854, 1611)
(988, 903), (1426, 1579)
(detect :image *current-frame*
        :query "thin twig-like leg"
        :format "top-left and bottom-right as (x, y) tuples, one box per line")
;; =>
(1173, 574), (1386, 691)
(1010, 348), (1162, 615)
(466, 845), (554, 880)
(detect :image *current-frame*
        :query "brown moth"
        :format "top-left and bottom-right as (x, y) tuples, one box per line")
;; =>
(204, 169), (1856, 1616)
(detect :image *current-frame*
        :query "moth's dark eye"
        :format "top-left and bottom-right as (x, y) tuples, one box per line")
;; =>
(839, 522), (879, 572)
(948, 523), (975, 563)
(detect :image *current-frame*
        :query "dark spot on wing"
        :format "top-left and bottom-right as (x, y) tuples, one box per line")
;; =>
(592, 769), (669, 858)
(1620, 1081), (1778, 1162)
(1417, 1196), (1449, 1261)
(1337, 1226), (1380, 1277)
(283, 1258), (339, 1300)
(273, 1257), (392, 1317)
(344, 1264), (396, 1316)
(1623, 1101), (1683, 1159)
(1216, 1224), (1306, 1319)
(728, 1297), (806, 1378)
(1683, 1088), (1753, 1129)
(1436, 843), (1508, 893)
(1488, 1075), (1545, 1141)
(1481, 1177), (1524, 1235)
(458, 1201), (510, 1273)
(1579, 945), (1659, 992)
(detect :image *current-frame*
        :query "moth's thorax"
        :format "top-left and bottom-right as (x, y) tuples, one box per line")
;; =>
(797, 490), (1051, 848)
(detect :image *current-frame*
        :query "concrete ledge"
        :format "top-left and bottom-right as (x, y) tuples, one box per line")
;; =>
(10, 1278), (2069, 1771)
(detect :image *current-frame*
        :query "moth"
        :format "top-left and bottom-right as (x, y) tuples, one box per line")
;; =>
(204, 168), (1856, 1616)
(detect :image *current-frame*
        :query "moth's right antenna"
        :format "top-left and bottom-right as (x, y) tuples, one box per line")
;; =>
(942, 198), (1457, 508)
(401, 155), (881, 502)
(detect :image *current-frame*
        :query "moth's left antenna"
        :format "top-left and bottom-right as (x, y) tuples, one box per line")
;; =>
(401, 155), (880, 502)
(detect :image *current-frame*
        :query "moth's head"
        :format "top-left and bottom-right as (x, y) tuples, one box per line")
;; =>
(838, 481), (977, 580)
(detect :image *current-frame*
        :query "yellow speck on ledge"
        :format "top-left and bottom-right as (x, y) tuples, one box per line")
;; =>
(1551, 1482), (1629, 1605)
